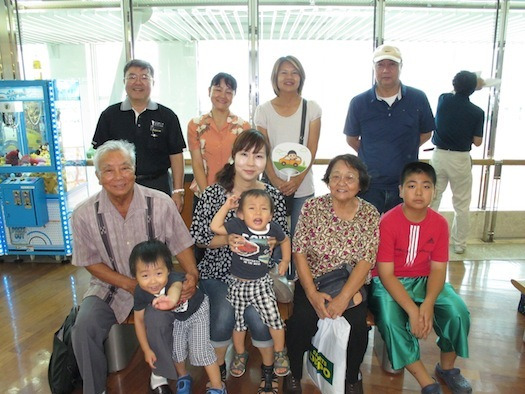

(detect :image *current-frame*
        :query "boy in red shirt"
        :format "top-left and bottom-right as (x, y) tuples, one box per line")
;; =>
(369, 162), (471, 394)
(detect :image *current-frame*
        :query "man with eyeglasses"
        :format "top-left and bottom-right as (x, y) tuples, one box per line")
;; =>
(343, 45), (435, 214)
(92, 59), (186, 212)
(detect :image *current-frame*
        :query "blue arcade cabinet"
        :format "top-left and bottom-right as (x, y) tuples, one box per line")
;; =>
(0, 80), (87, 259)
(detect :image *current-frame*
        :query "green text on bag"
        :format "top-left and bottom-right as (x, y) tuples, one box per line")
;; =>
(308, 346), (334, 384)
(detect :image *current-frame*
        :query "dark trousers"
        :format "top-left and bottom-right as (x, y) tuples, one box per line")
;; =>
(359, 187), (402, 215)
(192, 194), (205, 263)
(136, 172), (171, 195)
(285, 282), (369, 383)
(72, 296), (178, 394)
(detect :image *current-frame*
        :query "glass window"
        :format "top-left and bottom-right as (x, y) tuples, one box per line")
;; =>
(383, 1), (497, 161)
(133, 2), (250, 150)
(494, 3), (525, 210)
(258, 3), (375, 161)
(17, 5), (124, 154)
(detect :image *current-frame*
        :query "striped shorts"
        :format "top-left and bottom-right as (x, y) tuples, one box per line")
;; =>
(172, 295), (217, 366)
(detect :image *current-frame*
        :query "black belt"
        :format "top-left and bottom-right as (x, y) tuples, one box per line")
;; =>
(136, 171), (167, 181)
(436, 147), (468, 152)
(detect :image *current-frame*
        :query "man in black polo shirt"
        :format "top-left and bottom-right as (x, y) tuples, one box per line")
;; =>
(430, 70), (485, 255)
(92, 59), (186, 211)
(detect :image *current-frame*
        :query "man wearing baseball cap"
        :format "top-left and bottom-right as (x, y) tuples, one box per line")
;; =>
(343, 44), (435, 213)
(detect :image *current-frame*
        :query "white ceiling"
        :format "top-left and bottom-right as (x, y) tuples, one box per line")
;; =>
(15, 1), (525, 45)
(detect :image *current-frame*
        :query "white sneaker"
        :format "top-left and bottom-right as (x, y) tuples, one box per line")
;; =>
(454, 246), (466, 254)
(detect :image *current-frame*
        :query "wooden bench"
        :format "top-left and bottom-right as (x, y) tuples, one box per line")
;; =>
(279, 302), (402, 374)
(105, 301), (401, 375)
(366, 310), (403, 374)
(104, 313), (139, 373)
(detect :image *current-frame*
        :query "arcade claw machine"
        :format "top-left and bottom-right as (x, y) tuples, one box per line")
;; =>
(0, 80), (87, 260)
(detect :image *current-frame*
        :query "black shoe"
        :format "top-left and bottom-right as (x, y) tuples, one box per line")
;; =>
(151, 384), (172, 394)
(345, 379), (364, 394)
(219, 363), (227, 381)
(282, 374), (302, 393)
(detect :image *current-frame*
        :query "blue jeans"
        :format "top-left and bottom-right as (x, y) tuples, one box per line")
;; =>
(290, 194), (313, 236)
(199, 278), (273, 348)
(360, 188), (402, 214)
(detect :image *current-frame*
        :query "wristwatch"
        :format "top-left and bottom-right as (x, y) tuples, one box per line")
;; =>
(171, 188), (185, 196)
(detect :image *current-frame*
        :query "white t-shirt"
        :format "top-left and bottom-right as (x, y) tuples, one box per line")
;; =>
(254, 99), (322, 198)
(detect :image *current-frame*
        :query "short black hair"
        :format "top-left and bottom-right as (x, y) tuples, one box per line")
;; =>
(453, 70), (477, 96)
(322, 154), (371, 194)
(123, 59), (154, 78)
(238, 189), (274, 215)
(210, 72), (237, 92)
(400, 161), (437, 186)
(129, 240), (172, 277)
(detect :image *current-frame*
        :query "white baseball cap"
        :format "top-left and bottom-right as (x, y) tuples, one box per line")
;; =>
(373, 45), (402, 63)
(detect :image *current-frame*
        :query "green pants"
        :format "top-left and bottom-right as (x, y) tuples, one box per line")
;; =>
(369, 277), (470, 370)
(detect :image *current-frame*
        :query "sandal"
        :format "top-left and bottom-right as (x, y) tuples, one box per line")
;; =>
(258, 364), (278, 394)
(176, 374), (193, 394)
(274, 349), (291, 376)
(230, 351), (249, 378)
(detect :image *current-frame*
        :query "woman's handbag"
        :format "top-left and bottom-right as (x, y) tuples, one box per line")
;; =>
(270, 266), (295, 303)
(313, 265), (367, 310)
(307, 316), (350, 394)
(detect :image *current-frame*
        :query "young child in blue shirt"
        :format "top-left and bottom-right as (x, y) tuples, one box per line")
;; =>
(130, 239), (226, 394)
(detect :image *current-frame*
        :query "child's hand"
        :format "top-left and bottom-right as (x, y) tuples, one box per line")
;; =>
(267, 237), (277, 251)
(144, 349), (157, 369)
(418, 301), (435, 338)
(408, 310), (425, 339)
(152, 295), (177, 311)
(225, 194), (240, 210)
(228, 233), (245, 253)
(278, 260), (290, 276)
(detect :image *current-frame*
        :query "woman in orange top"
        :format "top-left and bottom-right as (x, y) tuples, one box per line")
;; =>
(187, 73), (251, 199)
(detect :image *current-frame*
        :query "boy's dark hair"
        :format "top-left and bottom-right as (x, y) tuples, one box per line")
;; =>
(129, 240), (173, 277)
(210, 72), (237, 92)
(238, 189), (275, 214)
(123, 59), (155, 78)
(400, 161), (437, 186)
(216, 129), (270, 192)
(453, 70), (477, 96)
(322, 154), (371, 194)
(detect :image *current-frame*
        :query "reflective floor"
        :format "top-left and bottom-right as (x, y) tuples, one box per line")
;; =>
(1, 242), (524, 393)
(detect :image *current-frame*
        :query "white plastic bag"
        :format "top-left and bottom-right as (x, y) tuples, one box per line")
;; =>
(307, 317), (350, 394)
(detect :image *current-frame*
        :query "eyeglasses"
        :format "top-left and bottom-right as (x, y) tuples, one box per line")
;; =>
(329, 174), (358, 184)
(124, 74), (153, 82)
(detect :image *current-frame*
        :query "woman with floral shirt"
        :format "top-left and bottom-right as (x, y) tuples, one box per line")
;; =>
(283, 154), (379, 394)
(187, 72), (251, 198)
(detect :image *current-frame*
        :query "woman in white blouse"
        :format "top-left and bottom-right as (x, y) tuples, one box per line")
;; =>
(254, 55), (322, 278)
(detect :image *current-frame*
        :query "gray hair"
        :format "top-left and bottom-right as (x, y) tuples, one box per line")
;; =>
(93, 140), (136, 174)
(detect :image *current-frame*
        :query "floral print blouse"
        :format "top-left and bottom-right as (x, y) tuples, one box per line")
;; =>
(292, 194), (380, 282)
(187, 112), (251, 190)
